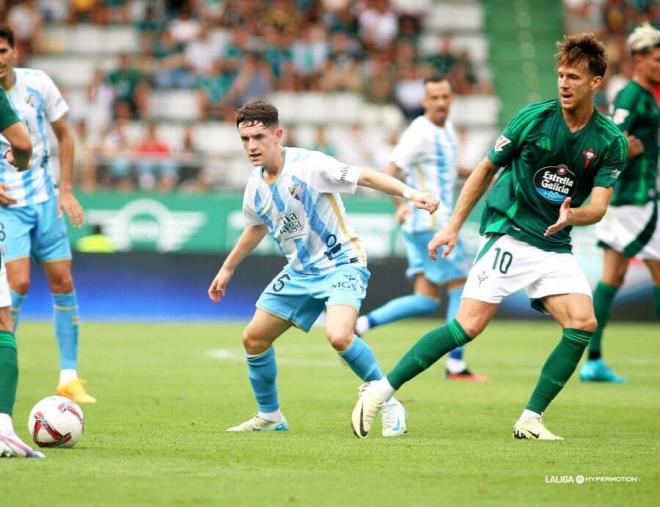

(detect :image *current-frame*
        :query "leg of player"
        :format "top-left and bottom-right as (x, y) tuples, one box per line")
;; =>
(514, 293), (597, 441)
(645, 260), (660, 319)
(42, 260), (96, 403)
(352, 298), (498, 438)
(226, 309), (291, 432)
(444, 278), (487, 381)
(355, 274), (441, 337)
(580, 248), (628, 383)
(0, 294), (44, 458)
(326, 303), (407, 437)
(6, 258), (30, 335)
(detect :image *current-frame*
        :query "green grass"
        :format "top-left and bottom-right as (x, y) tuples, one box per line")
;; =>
(4, 320), (659, 506)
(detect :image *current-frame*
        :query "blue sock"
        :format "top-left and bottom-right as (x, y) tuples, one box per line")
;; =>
(52, 292), (79, 370)
(367, 294), (440, 329)
(339, 336), (383, 381)
(10, 290), (26, 335)
(247, 347), (279, 412)
(447, 286), (465, 360)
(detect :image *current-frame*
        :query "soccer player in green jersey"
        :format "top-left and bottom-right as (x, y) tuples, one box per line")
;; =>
(0, 89), (44, 457)
(582, 24), (660, 383)
(351, 33), (628, 440)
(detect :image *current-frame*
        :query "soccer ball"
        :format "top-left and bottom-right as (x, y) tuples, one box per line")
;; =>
(28, 396), (84, 448)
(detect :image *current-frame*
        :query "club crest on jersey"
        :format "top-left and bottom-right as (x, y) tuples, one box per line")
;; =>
(289, 183), (305, 202)
(494, 135), (511, 152)
(582, 148), (597, 170)
(25, 94), (37, 108)
(533, 164), (577, 204)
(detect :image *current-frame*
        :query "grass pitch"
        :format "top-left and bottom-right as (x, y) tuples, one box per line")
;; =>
(4, 320), (659, 506)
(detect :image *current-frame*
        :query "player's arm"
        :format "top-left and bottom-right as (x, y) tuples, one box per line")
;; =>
(2, 121), (32, 170)
(357, 168), (438, 214)
(544, 187), (613, 237)
(383, 161), (412, 225)
(208, 224), (268, 303)
(428, 156), (499, 259)
(51, 117), (84, 227)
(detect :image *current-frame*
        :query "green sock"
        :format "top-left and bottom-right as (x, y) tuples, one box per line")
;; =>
(654, 286), (660, 319)
(0, 331), (18, 416)
(387, 319), (471, 390)
(589, 281), (618, 360)
(526, 328), (591, 414)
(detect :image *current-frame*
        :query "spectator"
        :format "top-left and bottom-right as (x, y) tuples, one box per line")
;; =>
(100, 120), (135, 191)
(424, 35), (458, 77)
(263, 29), (294, 83)
(225, 52), (274, 107)
(358, 0), (398, 50)
(393, 62), (424, 118)
(152, 29), (195, 89)
(322, 31), (363, 91)
(135, 3), (165, 51)
(175, 125), (206, 192)
(310, 125), (337, 157)
(196, 59), (237, 120)
(184, 22), (218, 76)
(291, 23), (329, 89)
(168, 2), (201, 45)
(134, 121), (179, 192)
(83, 69), (114, 140)
(106, 53), (150, 119)
(7, 0), (43, 63)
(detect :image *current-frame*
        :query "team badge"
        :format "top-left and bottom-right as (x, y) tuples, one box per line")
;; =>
(477, 271), (488, 286)
(494, 135), (511, 152)
(533, 164), (577, 204)
(288, 183), (305, 202)
(582, 148), (597, 170)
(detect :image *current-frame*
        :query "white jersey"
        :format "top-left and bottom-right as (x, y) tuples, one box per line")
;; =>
(242, 147), (367, 275)
(0, 68), (69, 207)
(391, 115), (458, 233)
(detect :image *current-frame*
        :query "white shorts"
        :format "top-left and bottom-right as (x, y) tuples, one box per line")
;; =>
(462, 234), (592, 308)
(595, 202), (659, 260)
(0, 263), (10, 308)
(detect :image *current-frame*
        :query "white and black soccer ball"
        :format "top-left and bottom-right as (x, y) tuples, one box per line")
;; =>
(28, 396), (84, 448)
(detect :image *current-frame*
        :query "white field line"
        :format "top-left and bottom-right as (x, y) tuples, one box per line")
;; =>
(206, 347), (341, 368)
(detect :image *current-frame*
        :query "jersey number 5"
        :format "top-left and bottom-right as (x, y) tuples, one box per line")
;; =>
(272, 273), (291, 293)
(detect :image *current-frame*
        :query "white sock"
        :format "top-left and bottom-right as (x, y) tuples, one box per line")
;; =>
(355, 316), (370, 336)
(376, 378), (396, 401)
(59, 369), (78, 384)
(0, 413), (15, 436)
(258, 410), (282, 422)
(446, 357), (466, 374)
(517, 409), (541, 426)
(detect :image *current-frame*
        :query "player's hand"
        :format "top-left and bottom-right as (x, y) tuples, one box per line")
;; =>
(395, 203), (411, 224)
(625, 132), (644, 158)
(208, 266), (234, 303)
(544, 197), (572, 237)
(409, 191), (439, 214)
(58, 191), (85, 227)
(0, 183), (17, 206)
(428, 225), (458, 260)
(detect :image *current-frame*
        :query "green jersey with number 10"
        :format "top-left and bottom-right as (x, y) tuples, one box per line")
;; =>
(484, 99), (628, 253)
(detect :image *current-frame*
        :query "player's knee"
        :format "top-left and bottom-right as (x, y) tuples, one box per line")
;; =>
(10, 277), (30, 295)
(50, 275), (75, 293)
(570, 316), (597, 333)
(456, 318), (485, 340)
(241, 329), (268, 355)
(325, 329), (353, 351)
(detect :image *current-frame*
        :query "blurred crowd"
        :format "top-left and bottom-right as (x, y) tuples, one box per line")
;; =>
(0, 0), (492, 193)
(563, 0), (660, 107)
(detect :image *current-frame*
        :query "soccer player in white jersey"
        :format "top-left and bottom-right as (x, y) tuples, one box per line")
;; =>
(355, 76), (486, 381)
(208, 101), (439, 434)
(0, 26), (95, 404)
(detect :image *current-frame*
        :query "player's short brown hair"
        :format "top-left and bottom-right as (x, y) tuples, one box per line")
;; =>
(556, 33), (607, 77)
(236, 101), (279, 128)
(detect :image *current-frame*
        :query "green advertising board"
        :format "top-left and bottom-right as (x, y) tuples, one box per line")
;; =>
(72, 191), (441, 257)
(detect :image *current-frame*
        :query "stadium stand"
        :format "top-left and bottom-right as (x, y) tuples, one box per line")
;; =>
(8, 0), (499, 192)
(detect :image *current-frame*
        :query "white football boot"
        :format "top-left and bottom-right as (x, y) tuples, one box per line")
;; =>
(226, 414), (289, 432)
(352, 381), (388, 438)
(0, 434), (45, 458)
(513, 416), (563, 441)
(381, 397), (407, 437)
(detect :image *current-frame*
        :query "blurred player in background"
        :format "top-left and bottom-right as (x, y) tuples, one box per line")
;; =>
(208, 101), (438, 435)
(0, 26), (95, 404)
(582, 24), (660, 383)
(352, 33), (628, 440)
(0, 87), (44, 458)
(355, 76), (486, 381)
